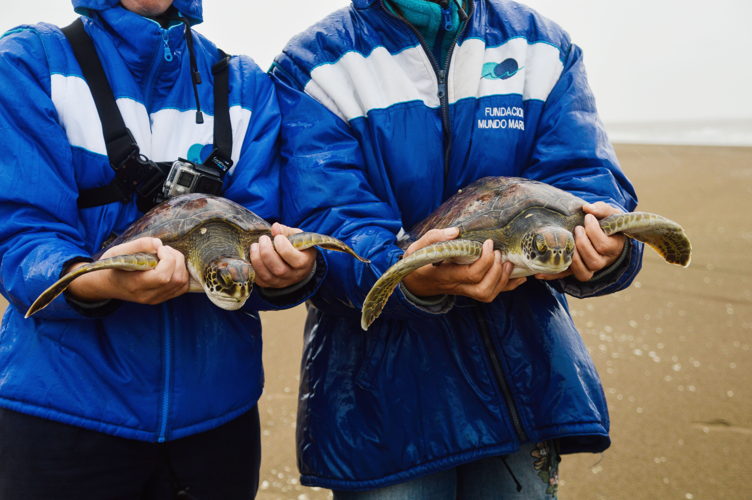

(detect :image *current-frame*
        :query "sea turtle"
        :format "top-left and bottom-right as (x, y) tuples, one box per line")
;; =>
(361, 176), (691, 330)
(26, 193), (369, 317)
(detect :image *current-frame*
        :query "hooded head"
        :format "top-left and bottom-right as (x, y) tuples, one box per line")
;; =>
(71, 0), (203, 24)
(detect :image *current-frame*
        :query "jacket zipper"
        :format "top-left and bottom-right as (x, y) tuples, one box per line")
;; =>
(142, 32), (174, 440)
(158, 303), (173, 442)
(379, 0), (527, 443)
(161, 29), (173, 62)
(475, 308), (527, 441)
(143, 26), (173, 112)
(380, 0), (471, 193)
(436, 0), (468, 187)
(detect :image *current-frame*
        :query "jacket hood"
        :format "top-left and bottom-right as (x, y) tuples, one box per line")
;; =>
(72, 0), (203, 24)
(353, 0), (379, 8)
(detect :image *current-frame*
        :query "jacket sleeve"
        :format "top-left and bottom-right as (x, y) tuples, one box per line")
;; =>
(222, 56), (325, 312)
(0, 28), (98, 320)
(524, 41), (644, 298)
(270, 60), (454, 321)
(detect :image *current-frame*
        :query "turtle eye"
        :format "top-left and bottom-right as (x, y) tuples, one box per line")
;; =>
(534, 234), (547, 254)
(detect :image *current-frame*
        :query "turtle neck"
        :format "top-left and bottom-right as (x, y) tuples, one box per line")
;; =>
(384, 0), (462, 66)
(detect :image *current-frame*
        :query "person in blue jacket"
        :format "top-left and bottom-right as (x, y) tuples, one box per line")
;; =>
(0, 0), (322, 498)
(271, 0), (644, 498)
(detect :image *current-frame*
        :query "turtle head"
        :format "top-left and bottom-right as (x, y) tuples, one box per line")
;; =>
(202, 257), (255, 310)
(521, 226), (575, 274)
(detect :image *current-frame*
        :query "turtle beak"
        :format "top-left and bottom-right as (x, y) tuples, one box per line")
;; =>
(529, 228), (574, 273)
(550, 231), (575, 269)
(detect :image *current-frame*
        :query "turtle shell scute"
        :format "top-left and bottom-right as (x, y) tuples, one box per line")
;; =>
(107, 193), (269, 246)
(408, 177), (585, 239)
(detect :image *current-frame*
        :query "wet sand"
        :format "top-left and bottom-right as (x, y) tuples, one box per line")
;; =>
(255, 144), (752, 499)
(1, 144), (750, 499)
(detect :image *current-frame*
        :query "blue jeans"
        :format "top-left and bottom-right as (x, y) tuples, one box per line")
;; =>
(333, 442), (560, 500)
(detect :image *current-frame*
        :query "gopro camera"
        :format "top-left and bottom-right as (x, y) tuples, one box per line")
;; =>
(161, 158), (224, 199)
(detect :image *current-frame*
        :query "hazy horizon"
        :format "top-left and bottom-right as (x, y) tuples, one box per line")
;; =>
(607, 118), (752, 147)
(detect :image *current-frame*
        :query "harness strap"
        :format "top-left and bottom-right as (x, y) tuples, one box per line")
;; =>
(206, 51), (233, 174)
(60, 18), (233, 209)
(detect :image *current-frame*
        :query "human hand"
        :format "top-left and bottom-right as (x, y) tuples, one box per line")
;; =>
(535, 202), (626, 282)
(401, 228), (526, 302)
(67, 237), (190, 304)
(250, 222), (316, 288)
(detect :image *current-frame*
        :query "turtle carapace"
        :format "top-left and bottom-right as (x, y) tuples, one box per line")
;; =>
(26, 194), (369, 317)
(361, 176), (691, 330)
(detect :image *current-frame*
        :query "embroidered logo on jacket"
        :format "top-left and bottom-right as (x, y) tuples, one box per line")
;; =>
(481, 58), (524, 80)
(477, 106), (525, 130)
(187, 143), (214, 164)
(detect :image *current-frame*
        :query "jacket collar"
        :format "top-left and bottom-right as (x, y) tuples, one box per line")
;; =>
(353, 0), (381, 8)
(72, 0), (203, 24)
(89, 6), (187, 92)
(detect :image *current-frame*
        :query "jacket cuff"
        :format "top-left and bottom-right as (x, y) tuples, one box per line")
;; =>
(258, 260), (318, 299)
(588, 238), (631, 283)
(251, 252), (327, 310)
(397, 283), (455, 315)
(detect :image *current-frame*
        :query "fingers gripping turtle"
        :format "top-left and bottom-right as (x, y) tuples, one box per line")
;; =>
(361, 176), (692, 330)
(26, 194), (369, 318)
(360, 239), (484, 330)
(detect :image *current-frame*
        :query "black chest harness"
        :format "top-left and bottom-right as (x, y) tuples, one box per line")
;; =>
(61, 18), (233, 212)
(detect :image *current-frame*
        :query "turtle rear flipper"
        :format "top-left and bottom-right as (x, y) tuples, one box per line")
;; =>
(288, 232), (370, 263)
(599, 212), (692, 267)
(25, 252), (159, 318)
(361, 239), (483, 331)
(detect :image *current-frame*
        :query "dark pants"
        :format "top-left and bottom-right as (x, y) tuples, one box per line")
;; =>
(0, 406), (261, 500)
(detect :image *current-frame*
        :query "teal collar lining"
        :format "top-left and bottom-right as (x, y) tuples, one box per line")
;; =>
(385, 0), (460, 50)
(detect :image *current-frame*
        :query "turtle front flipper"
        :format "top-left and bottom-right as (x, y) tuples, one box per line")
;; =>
(361, 239), (483, 331)
(25, 252), (159, 318)
(599, 212), (692, 267)
(287, 232), (370, 263)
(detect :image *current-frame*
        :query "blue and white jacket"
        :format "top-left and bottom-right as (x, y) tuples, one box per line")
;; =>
(272, 0), (644, 491)
(0, 0), (320, 442)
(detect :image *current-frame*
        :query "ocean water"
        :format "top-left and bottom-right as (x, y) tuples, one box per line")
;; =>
(605, 119), (752, 147)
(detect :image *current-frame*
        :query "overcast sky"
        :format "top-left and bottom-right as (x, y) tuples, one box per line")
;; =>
(4, 1), (752, 126)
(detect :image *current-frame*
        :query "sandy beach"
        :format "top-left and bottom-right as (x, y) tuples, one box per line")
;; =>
(1, 144), (749, 499)
(255, 144), (752, 499)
